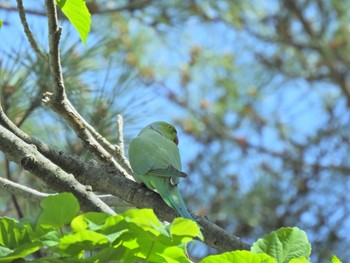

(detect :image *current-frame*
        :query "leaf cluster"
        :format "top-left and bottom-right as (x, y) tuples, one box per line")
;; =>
(0, 193), (201, 262)
(0, 193), (341, 263)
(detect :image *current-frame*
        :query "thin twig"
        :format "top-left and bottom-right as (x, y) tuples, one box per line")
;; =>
(45, 0), (65, 100)
(16, 91), (42, 127)
(5, 159), (24, 218)
(116, 114), (125, 153)
(16, 0), (47, 61)
(43, 92), (133, 179)
(79, 113), (132, 174)
(0, 0), (152, 16)
(0, 176), (50, 202)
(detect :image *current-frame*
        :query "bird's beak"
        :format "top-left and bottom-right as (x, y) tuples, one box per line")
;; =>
(174, 134), (179, 145)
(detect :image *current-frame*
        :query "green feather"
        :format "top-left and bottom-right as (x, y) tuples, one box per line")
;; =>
(128, 121), (195, 221)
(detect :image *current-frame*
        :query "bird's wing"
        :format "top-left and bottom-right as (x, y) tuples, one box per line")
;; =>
(129, 129), (184, 174)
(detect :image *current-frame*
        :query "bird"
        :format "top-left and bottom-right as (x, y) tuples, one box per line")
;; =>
(128, 121), (195, 221)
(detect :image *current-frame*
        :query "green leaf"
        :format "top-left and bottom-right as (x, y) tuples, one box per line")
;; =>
(0, 217), (32, 248)
(0, 20), (2, 28)
(39, 230), (61, 247)
(251, 227), (311, 263)
(59, 230), (109, 256)
(101, 214), (127, 235)
(159, 246), (191, 263)
(0, 242), (41, 263)
(124, 208), (162, 227)
(288, 257), (311, 263)
(56, 0), (91, 45)
(328, 255), (342, 263)
(200, 250), (277, 263)
(71, 212), (109, 232)
(123, 209), (165, 236)
(37, 192), (80, 229)
(82, 247), (126, 263)
(0, 246), (12, 257)
(170, 217), (203, 243)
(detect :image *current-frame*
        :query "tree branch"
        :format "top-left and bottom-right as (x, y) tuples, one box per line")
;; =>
(0, 123), (251, 251)
(0, 0), (252, 253)
(0, 0), (153, 17)
(5, 158), (23, 218)
(45, 0), (65, 100)
(42, 0), (132, 178)
(16, 0), (47, 61)
(0, 176), (49, 202)
(0, 176), (131, 208)
(0, 124), (115, 215)
(71, 162), (251, 251)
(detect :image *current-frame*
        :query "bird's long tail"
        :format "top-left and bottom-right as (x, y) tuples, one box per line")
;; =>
(158, 183), (195, 222)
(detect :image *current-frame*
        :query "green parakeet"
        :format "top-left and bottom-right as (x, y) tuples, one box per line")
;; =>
(128, 121), (195, 221)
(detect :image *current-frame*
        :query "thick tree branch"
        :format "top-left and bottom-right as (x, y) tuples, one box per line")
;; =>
(0, 124), (115, 215)
(0, 123), (251, 251)
(0, 176), (131, 208)
(71, 162), (251, 251)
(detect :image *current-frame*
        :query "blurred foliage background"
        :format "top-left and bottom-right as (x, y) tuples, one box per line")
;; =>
(1, 0), (349, 261)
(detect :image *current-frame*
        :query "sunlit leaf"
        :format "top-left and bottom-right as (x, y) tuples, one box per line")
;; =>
(200, 250), (276, 263)
(328, 255), (343, 263)
(0, 217), (31, 248)
(170, 217), (203, 242)
(56, 0), (91, 45)
(0, 242), (41, 263)
(288, 257), (311, 262)
(37, 192), (80, 229)
(252, 227), (311, 263)
(60, 230), (109, 256)
(71, 212), (109, 232)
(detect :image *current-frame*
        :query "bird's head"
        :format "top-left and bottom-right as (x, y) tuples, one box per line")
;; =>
(148, 121), (179, 145)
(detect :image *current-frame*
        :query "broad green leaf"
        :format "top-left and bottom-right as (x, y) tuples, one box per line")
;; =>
(124, 209), (165, 236)
(0, 217), (31, 248)
(170, 217), (203, 242)
(105, 229), (128, 244)
(101, 214), (127, 236)
(39, 230), (61, 247)
(252, 227), (311, 263)
(123, 208), (161, 227)
(0, 246), (12, 257)
(71, 212), (109, 232)
(328, 255), (342, 263)
(159, 246), (191, 263)
(82, 247), (126, 263)
(60, 230), (109, 256)
(56, 0), (91, 45)
(0, 20), (2, 28)
(37, 192), (80, 229)
(122, 237), (189, 263)
(288, 257), (311, 263)
(0, 241), (41, 263)
(121, 238), (139, 251)
(73, 213), (127, 244)
(200, 250), (276, 263)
